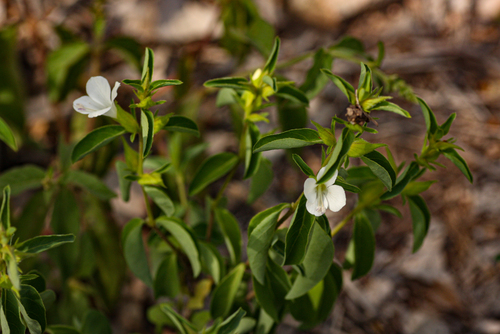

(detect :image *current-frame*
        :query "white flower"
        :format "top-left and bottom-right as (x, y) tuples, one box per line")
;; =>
(304, 167), (346, 216)
(73, 76), (120, 118)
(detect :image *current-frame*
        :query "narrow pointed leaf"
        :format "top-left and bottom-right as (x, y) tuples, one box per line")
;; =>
(141, 109), (154, 157)
(417, 97), (438, 134)
(371, 101), (411, 118)
(17, 234), (75, 254)
(360, 150), (396, 191)
(66, 170), (116, 200)
(163, 115), (199, 137)
(409, 195), (431, 253)
(204, 77), (250, 90)
(122, 219), (153, 287)
(317, 128), (354, 184)
(214, 208), (242, 266)
(283, 196), (315, 265)
(292, 154), (315, 178)
(442, 148), (473, 183)
(72, 125), (125, 163)
(144, 186), (175, 216)
(0, 165), (45, 196)
(210, 263), (246, 319)
(0, 117), (17, 151)
(275, 85), (309, 105)
(351, 213), (375, 280)
(253, 129), (322, 153)
(263, 37), (280, 74)
(188, 153), (239, 196)
(321, 69), (356, 104)
(218, 308), (247, 334)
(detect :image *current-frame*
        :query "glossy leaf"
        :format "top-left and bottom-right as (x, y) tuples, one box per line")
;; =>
(71, 125), (125, 163)
(163, 115), (199, 137)
(244, 123), (261, 179)
(150, 79), (183, 91)
(263, 37), (280, 74)
(141, 109), (154, 156)
(283, 196), (315, 266)
(381, 162), (420, 200)
(443, 148), (473, 183)
(253, 129), (322, 153)
(66, 170), (116, 200)
(317, 128), (354, 184)
(321, 69), (356, 104)
(292, 154), (315, 178)
(2, 289), (25, 334)
(17, 234), (74, 254)
(285, 222), (334, 299)
(408, 195), (431, 253)
(357, 63), (372, 97)
(371, 101), (411, 118)
(156, 217), (201, 277)
(188, 153), (239, 196)
(204, 77), (250, 90)
(144, 186), (175, 216)
(0, 117), (17, 151)
(248, 203), (289, 284)
(218, 308), (247, 334)
(348, 138), (386, 158)
(215, 208), (242, 266)
(275, 85), (309, 105)
(210, 263), (246, 319)
(417, 97), (438, 134)
(0, 165), (45, 196)
(360, 150), (396, 191)
(351, 213), (375, 280)
(141, 47), (154, 88)
(122, 219), (153, 287)
(19, 284), (46, 334)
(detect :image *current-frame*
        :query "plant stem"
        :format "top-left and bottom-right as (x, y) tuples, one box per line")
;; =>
(276, 193), (303, 227)
(176, 173), (189, 209)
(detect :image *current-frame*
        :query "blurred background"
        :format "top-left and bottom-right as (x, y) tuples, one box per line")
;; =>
(1, 0), (500, 333)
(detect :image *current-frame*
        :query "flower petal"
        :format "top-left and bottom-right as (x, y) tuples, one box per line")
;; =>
(306, 196), (324, 216)
(325, 169), (338, 187)
(111, 81), (120, 101)
(325, 185), (346, 212)
(73, 96), (105, 114)
(86, 76), (112, 107)
(88, 106), (112, 118)
(303, 178), (317, 201)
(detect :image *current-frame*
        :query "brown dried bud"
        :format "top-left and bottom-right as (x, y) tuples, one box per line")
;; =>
(346, 105), (370, 126)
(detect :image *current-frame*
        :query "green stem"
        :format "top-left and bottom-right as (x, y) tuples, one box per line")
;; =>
(176, 173), (189, 209)
(276, 193), (303, 227)
(330, 210), (356, 238)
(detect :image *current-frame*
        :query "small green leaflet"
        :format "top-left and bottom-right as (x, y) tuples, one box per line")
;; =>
(72, 125), (126, 163)
(253, 129), (322, 153)
(188, 153), (239, 196)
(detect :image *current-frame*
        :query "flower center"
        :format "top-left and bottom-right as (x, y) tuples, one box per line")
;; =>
(316, 184), (328, 214)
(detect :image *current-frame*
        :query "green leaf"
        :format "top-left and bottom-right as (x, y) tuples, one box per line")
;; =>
(81, 310), (112, 334)
(348, 138), (386, 158)
(141, 109), (154, 157)
(150, 79), (183, 91)
(204, 77), (250, 90)
(122, 79), (143, 91)
(210, 263), (246, 319)
(263, 37), (280, 74)
(408, 195), (430, 253)
(300, 48), (334, 99)
(371, 101), (411, 118)
(244, 123), (261, 179)
(154, 253), (180, 298)
(17, 234), (74, 254)
(156, 217), (201, 277)
(253, 128), (322, 153)
(214, 208), (242, 266)
(442, 148), (473, 183)
(334, 178), (360, 193)
(375, 204), (402, 218)
(351, 213), (375, 280)
(0, 117), (17, 151)
(317, 128), (354, 184)
(321, 69), (356, 104)
(283, 196), (315, 265)
(275, 85), (309, 106)
(160, 304), (197, 334)
(72, 125), (125, 163)
(163, 115), (199, 137)
(311, 120), (335, 147)
(439, 113), (456, 137)
(360, 150), (396, 191)
(292, 154), (315, 178)
(66, 170), (116, 200)
(417, 97), (438, 134)
(253, 259), (291, 322)
(247, 19), (275, 57)
(46, 42), (90, 102)
(216, 88), (239, 107)
(1, 185), (11, 229)
(122, 218), (153, 287)
(247, 203), (289, 284)
(285, 222), (334, 299)
(381, 162), (420, 200)
(247, 157), (274, 204)
(116, 103), (139, 133)
(199, 242), (222, 284)
(144, 186), (175, 216)
(218, 308), (247, 334)
(2, 289), (25, 334)
(116, 161), (132, 202)
(141, 47), (154, 89)
(0, 165), (45, 196)
(188, 153), (239, 196)
(358, 63), (372, 97)
(19, 284), (46, 334)
(402, 180), (437, 196)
